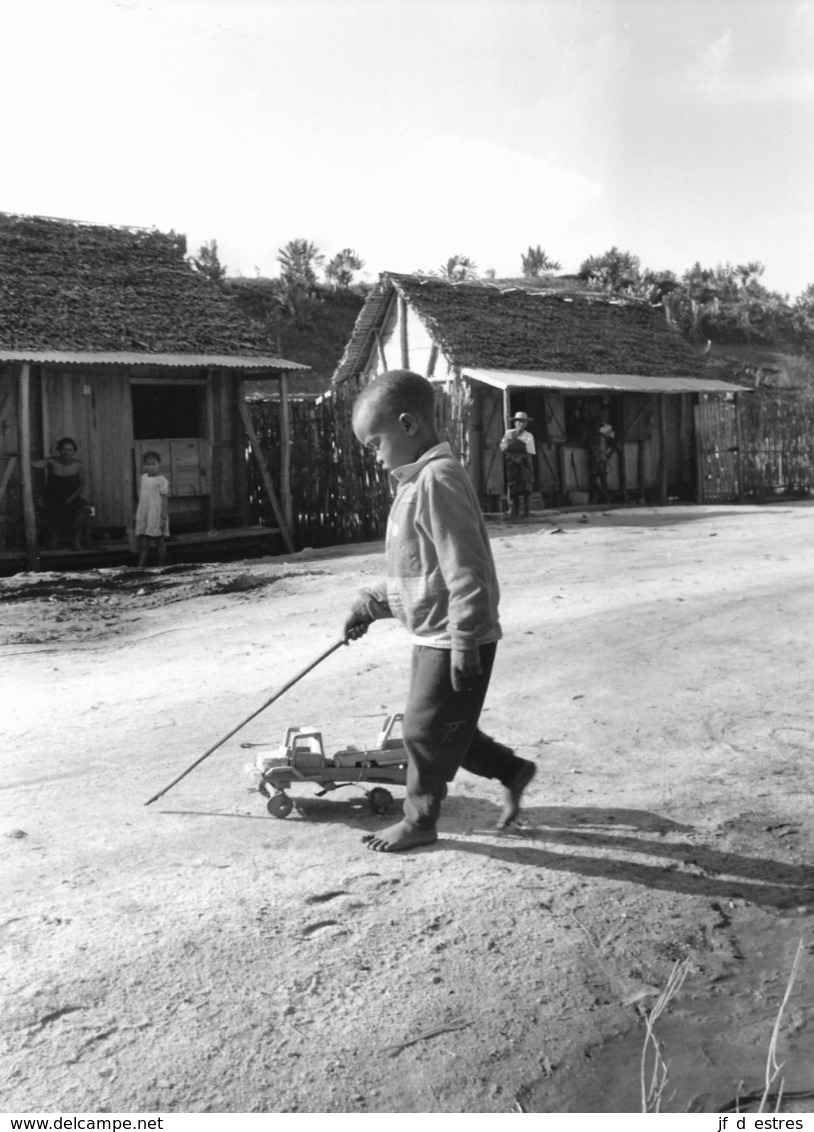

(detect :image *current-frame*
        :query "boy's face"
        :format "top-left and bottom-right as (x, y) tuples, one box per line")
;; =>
(144, 458), (160, 476)
(353, 404), (424, 472)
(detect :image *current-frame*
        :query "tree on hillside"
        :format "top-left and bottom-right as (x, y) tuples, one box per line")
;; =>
(791, 284), (814, 349)
(277, 238), (325, 286)
(191, 239), (227, 287)
(521, 245), (561, 277)
(578, 246), (641, 292)
(324, 248), (365, 288)
(276, 238), (325, 328)
(436, 255), (478, 283)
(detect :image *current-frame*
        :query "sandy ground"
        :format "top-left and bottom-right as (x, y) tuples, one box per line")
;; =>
(4, 503), (814, 1114)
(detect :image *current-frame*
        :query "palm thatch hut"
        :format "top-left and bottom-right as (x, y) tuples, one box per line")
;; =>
(333, 273), (745, 508)
(0, 213), (308, 568)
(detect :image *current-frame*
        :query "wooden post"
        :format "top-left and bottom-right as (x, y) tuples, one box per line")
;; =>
(234, 378), (250, 526)
(734, 391), (744, 504)
(503, 388), (511, 430)
(658, 393), (668, 505)
(237, 398), (295, 554)
(426, 344), (438, 379)
(399, 295), (409, 369)
(19, 364), (40, 571)
(279, 372), (293, 530)
(374, 330), (387, 371)
(205, 370), (215, 529)
(693, 399), (704, 504)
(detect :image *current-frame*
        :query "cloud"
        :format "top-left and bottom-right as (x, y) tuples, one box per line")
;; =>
(699, 31), (734, 90)
(688, 20), (814, 104)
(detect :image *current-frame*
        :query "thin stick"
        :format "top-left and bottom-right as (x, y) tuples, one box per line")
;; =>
(144, 638), (348, 805)
(758, 938), (804, 1113)
(383, 1018), (472, 1058)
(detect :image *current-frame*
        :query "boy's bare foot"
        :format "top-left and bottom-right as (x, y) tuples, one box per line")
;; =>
(497, 759), (537, 829)
(362, 821), (438, 852)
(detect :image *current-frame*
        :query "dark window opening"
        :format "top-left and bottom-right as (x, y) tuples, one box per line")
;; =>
(564, 395), (621, 445)
(132, 384), (206, 440)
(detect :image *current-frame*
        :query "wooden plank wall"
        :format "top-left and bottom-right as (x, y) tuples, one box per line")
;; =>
(209, 371), (238, 517)
(0, 369), (21, 547)
(42, 370), (133, 527)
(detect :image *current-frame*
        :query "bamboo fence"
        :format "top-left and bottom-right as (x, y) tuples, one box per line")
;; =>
(739, 387), (814, 500)
(246, 380), (393, 549)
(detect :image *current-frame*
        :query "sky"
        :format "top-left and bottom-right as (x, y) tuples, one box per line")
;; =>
(1, 0), (812, 298)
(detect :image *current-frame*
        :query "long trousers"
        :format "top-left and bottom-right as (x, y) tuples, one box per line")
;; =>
(401, 642), (527, 829)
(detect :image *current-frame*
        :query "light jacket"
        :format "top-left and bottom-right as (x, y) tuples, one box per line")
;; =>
(355, 442), (502, 650)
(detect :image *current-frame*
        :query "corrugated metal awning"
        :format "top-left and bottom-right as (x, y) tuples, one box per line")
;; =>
(463, 367), (744, 394)
(0, 349), (309, 372)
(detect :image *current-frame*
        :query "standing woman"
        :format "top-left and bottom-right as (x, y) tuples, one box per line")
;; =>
(33, 437), (91, 549)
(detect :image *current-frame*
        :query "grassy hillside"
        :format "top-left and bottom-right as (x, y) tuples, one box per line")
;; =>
(227, 277), (366, 398)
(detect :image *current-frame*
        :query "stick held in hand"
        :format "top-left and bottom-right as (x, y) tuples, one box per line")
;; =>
(144, 638), (348, 806)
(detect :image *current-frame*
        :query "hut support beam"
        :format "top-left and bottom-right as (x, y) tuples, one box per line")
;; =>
(279, 373), (293, 529)
(398, 295), (409, 369)
(19, 363), (40, 571)
(237, 399), (295, 554)
(658, 393), (668, 505)
(734, 392), (744, 504)
(375, 330), (387, 371)
(426, 344), (438, 379)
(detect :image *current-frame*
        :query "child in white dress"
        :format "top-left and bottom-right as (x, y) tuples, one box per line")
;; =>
(135, 451), (169, 567)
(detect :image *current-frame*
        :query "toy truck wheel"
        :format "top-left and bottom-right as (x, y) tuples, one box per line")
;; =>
(368, 787), (394, 815)
(267, 793), (294, 819)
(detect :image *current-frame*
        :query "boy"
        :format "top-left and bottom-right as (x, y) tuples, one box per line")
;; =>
(343, 370), (536, 852)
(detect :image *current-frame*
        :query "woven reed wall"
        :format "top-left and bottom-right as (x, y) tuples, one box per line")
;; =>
(246, 381), (393, 549)
(740, 388), (814, 499)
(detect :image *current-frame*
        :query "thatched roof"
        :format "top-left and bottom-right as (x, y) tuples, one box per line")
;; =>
(0, 213), (297, 361)
(333, 272), (707, 384)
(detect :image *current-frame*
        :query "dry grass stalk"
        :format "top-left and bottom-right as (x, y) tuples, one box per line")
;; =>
(756, 938), (805, 1114)
(640, 959), (690, 1113)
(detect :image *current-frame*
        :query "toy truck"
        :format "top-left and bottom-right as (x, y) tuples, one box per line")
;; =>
(249, 714), (408, 818)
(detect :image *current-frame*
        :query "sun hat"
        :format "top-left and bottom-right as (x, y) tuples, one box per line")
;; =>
(511, 411), (532, 422)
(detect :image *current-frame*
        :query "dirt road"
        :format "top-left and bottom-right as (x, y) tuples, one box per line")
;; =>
(4, 504), (814, 1113)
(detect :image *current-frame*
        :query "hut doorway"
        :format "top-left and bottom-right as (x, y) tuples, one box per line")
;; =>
(130, 378), (213, 529)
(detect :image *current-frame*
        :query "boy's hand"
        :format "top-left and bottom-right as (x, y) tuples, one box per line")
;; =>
(343, 609), (372, 643)
(451, 646), (482, 692)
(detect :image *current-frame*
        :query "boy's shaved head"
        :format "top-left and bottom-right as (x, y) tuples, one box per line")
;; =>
(353, 369), (436, 428)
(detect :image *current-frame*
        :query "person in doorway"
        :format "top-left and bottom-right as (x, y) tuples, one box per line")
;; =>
(584, 402), (616, 503)
(135, 451), (170, 567)
(33, 437), (92, 550)
(342, 369), (537, 853)
(500, 411), (536, 516)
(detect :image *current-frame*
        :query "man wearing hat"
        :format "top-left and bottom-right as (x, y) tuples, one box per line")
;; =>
(500, 410), (536, 517)
(500, 411), (536, 457)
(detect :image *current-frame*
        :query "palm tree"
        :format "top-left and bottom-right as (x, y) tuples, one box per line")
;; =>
(325, 248), (365, 288)
(276, 239), (325, 286)
(521, 245), (561, 277)
(436, 255), (478, 283)
(191, 239), (227, 287)
(276, 239), (325, 328)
